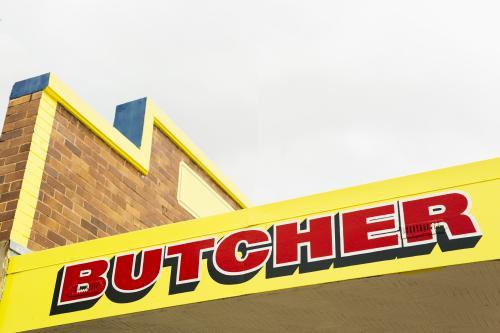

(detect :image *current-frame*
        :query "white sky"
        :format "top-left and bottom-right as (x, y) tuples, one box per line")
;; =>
(0, 0), (498, 206)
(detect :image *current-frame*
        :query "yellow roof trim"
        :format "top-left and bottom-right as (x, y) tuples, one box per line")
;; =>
(44, 74), (251, 208)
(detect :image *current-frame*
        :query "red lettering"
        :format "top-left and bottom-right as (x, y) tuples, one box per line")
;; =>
(214, 229), (271, 275)
(112, 247), (164, 293)
(401, 192), (480, 245)
(273, 216), (334, 266)
(166, 238), (215, 283)
(58, 259), (109, 305)
(341, 204), (400, 256)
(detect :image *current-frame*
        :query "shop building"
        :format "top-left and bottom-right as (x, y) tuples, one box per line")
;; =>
(0, 74), (499, 332)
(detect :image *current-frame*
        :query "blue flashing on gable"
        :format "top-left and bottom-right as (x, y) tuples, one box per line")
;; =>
(113, 98), (147, 148)
(10, 73), (51, 99)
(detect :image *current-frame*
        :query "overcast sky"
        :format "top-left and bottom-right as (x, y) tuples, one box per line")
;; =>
(0, 1), (498, 206)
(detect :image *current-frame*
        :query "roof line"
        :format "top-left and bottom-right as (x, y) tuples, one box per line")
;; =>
(10, 73), (251, 208)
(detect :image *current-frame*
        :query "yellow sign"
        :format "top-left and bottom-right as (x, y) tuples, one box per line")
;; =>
(0, 158), (499, 332)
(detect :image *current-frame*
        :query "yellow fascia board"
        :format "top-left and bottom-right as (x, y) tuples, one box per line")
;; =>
(44, 74), (250, 208)
(8, 157), (499, 274)
(0, 158), (498, 332)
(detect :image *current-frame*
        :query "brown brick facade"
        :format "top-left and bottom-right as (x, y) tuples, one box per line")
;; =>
(0, 94), (241, 251)
(0, 93), (42, 242)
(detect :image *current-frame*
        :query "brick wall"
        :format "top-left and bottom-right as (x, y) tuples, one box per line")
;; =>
(0, 93), (41, 242)
(0, 95), (241, 251)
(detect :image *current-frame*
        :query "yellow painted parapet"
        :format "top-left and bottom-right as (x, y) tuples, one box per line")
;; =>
(10, 93), (57, 246)
(46, 74), (250, 208)
(0, 158), (498, 332)
(177, 161), (235, 218)
(6, 73), (250, 247)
